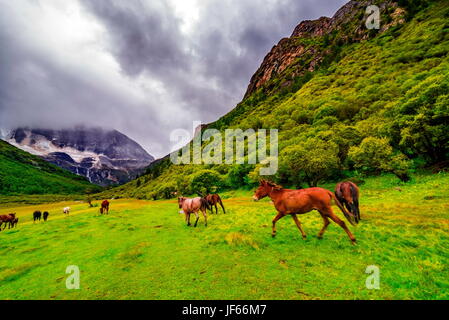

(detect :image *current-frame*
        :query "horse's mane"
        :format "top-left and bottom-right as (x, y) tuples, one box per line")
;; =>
(261, 180), (283, 190)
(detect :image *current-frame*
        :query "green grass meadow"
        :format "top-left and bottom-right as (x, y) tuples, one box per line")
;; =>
(1, 172), (448, 300)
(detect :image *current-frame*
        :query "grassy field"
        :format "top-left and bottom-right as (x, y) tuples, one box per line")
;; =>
(1, 172), (448, 300)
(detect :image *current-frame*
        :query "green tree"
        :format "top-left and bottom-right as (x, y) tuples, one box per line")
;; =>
(190, 170), (223, 195)
(385, 75), (449, 164)
(282, 138), (340, 187)
(348, 137), (411, 181)
(227, 164), (253, 188)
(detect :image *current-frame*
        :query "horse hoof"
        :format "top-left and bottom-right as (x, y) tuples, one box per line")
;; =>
(302, 235), (307, 240)
(351, 239), (357, 245)
(271, 234), (276, 238)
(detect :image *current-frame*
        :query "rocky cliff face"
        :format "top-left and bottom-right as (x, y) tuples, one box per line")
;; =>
(4, 127), (154, 186)
(244, 0), (406, 98)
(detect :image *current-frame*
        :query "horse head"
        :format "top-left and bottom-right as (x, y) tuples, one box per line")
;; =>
(178, 197), (186, 209)
(253, 180), (282, 201)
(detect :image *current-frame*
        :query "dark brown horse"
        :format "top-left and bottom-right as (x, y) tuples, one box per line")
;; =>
(100, 200), (110, 214)
(205, 194), (226, 214)
(335, 181), (360, 223)
(0, 213), (16, 230)
(178, 197), (209, 227)
(33, 210), (42, 223)
(253, 180), (357, 244)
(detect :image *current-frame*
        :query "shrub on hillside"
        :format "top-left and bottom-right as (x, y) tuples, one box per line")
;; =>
(348, 137), (411, 181)
(190, 170), (224, 195)
(281, 138), (340, 187)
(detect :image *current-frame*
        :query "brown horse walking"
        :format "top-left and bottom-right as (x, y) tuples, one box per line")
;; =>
(205, 194), (226, 214)
(100, 200), (110, 214)
(335, 181), (360, 223)
(253, 180), (357, 244)
(178, 197), (209, 227)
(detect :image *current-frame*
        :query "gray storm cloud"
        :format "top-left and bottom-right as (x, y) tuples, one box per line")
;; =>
(0, 0), (346, 158)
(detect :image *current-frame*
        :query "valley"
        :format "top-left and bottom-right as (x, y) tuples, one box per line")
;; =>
(0, 0), (448, 301)
(1, 172), (448, 299)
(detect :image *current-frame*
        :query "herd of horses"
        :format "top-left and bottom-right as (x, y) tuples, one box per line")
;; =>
(1, 181), (360, 244)
(179, 180), (360, 244)
(178, 193), (226, 227)
(0, 200), (111, 231)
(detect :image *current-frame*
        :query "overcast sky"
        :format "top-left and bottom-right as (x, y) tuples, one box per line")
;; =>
(0, 0), (346, 158)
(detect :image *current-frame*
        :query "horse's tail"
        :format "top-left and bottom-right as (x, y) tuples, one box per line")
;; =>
(200, 197), (210, 211)
(330, 191), (357, 226)
(217, 195), (226, 214)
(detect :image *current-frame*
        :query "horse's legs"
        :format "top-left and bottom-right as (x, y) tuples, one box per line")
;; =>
(317, 213), (330, 239)
(214, 204), (218, 214)
(202, 209), (208, 227)
(193, 212), (200, 227)
(186, 213), (191, 226)
(291, 214), (307, 239)
(271, 212), (285, 238)
(219, 200), (225, 214)
(325, 208), (356, 244)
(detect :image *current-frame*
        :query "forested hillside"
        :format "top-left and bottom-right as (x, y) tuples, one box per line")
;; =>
(102, 0), (448, 200)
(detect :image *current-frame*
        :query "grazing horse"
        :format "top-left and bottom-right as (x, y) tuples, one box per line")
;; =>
(100, 200), (109, 214)
(43, 211), (49, 221)
(178, 197), (209, 227)
(253, 180), (357, 244)
(335, 181), (360, 223)
(33, 210), (42, 223)
(0, 213), (16, 230)
(205, 194), (226, 214)
(63, 207), (70, 215)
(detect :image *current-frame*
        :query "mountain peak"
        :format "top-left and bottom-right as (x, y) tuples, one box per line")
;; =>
(4, 127), (154, 186)
(244, 0), (406, 98)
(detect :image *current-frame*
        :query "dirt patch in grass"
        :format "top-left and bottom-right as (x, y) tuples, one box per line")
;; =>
(225, 232), (260, 250)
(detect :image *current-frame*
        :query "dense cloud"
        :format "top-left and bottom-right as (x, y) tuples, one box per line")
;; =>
(0, 0), (346, 157)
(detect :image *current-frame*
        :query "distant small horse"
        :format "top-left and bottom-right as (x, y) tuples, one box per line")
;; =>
(100, 200), (109, 214)
(33, 210), (42, 223)
(63, 207), (71, 215)
(335, 181), (360, 223)
(0, 213), (16, 230)
(43, 211), (49, 221)
(205, 194), (226, 214)
(178, 197), (210, 227)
